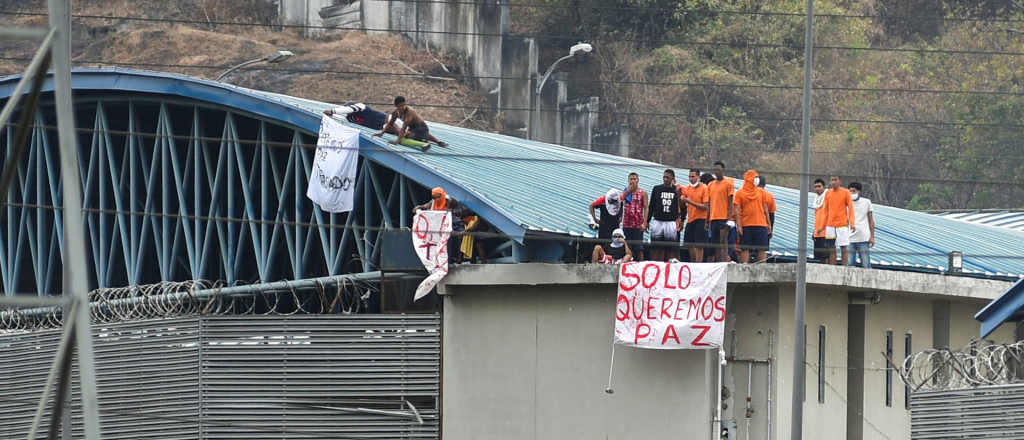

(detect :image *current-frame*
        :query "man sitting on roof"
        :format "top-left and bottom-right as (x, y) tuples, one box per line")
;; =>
(376, 96), (449, 148)
(592, 228), (634, 264)
(323, 101), (400, 133)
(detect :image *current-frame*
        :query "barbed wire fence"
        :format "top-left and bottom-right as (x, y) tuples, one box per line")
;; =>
(0, 273), (383, 333)
(901, 340), (1024, 392)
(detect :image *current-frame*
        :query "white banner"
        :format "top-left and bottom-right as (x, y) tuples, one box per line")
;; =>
(614, 262), (728, 349)
(412, 210), (452, 301)
(307, 116), (360, 213)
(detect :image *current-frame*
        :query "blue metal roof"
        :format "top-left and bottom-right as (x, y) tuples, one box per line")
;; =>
(975, 278), (1024, 337)
(933, 211), (1024, 233)
(5, 68), (1024, 277)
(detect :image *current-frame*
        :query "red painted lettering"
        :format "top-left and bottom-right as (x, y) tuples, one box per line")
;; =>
(619, 264), (640, 291)
(691, 325), (712, 346)
(634, 323), (651, 345)
(701, 297), (715, 321)
(687, 298), (700, 320)
(616, 294), (630, 321)
(641, 263), (660, 289)
(414, 216), (430, 239)
(662, 324), (681, 345)
(631, 296), (645, 320)
(646, 297), (657, 320)
(660, 298), (673, 320)
(677, 265), (692, 290)
(673, 299), (687, 320)
(713, 296), (727, 322)
(663, 263), (677, 289)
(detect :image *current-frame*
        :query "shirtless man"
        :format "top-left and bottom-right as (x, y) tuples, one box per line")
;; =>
(375, 96), (449, 148)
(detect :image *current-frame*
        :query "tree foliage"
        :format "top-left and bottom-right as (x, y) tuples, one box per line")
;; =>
(522, 0), (1024, 209)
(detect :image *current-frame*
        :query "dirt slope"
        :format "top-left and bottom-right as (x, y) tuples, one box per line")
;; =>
(1, 0), (488, 127)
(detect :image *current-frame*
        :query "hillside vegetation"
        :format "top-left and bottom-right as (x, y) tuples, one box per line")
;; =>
(2, 0), (1022, 209)
(0, 0), (488, 128)
(519, 0), (1024, 209)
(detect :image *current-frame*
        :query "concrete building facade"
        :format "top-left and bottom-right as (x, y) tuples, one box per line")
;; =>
(438, 264), (1017, 440)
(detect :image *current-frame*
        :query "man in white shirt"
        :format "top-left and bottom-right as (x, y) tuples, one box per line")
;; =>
(846, 181), (875, 268)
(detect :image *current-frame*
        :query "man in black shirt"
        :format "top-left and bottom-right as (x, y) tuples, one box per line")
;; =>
(646, 169), (682, 262)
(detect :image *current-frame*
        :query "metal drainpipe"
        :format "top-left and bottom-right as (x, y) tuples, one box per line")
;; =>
(768, 330), (774, 440)
(746, 360), (754, 440)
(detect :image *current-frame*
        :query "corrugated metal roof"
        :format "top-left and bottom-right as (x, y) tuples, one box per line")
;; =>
(933, 211), (1024, 233)
(10, 68), (1023, 278)
(255, 88), (1024, 278)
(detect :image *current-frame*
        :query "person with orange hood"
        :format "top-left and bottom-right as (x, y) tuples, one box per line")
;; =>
(414, 187), (460, 214)
(732, 170), (772, 263)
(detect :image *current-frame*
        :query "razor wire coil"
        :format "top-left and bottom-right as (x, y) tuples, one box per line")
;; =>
(902, 340), (1024, 392)
(0, 276), (378, 333)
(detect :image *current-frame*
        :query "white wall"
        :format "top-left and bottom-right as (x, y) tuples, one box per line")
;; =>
(442, 285), (714, 440)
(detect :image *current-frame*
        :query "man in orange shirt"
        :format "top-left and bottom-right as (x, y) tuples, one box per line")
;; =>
(681, 169), (709, 262)
(757, 176), (777, 242)
(817, 175), (856, 265)
(812, 179), (829, 263)
(733, 170), (772, 263)
(704, 161), (735, 263)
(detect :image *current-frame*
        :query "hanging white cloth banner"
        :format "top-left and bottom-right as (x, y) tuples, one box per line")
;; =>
(412, 210), (452, 300)
(614, 262), (729, 349)
(307, 115), (360, 213)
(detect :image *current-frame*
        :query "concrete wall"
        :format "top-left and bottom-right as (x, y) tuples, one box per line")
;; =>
(532, 73), (567, 143)
(442, 284), (715, 440)
(559, 97), (599, 151)
(280, 0), (335, 36)
(438, 263), (1018, 440)
(723, 285), (779, 440)
(499, 37), (537, 138)
(592, 124), (630, 157)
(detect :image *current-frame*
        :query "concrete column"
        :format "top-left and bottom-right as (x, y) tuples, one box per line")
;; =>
(846, 304), (865, 440)
(932, 300), (951, 349)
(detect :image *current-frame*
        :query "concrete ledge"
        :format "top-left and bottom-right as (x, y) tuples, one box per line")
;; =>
(439, 263), (1013, 301)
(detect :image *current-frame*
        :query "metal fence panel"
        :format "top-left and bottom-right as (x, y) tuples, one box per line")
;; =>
(199, 314), (441, 440)
(911, 384), (1024, 439)
(0, 313), (440, 440)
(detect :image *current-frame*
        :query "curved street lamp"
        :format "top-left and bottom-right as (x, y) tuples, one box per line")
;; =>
(215, 50), (294, 83)
(531, 42), (592, 141)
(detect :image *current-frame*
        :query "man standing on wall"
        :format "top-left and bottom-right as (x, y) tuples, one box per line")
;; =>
(757, 175), (777, 252)
(621, 172), (649, 261)
(818, 175), (856, 265)
(646, 169), (682, 262)
(733, 170), (772, 263)
(812, 179), (830, 264)
(681, 169), (709, 263)
(847, 181), (875, 268)
(705, 161), (735, 263)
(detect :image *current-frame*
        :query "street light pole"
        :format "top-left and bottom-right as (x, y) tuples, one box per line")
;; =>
(531, 43), (592, 141)
(791, 0), (815, 439)
(215, 50), (294, 83)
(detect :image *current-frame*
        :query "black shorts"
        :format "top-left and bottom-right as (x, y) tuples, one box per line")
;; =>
(813, 237), (834, 261)
(683, 220), (708, 245)
(710, 220), (730, 243)
(740, 226), (769, 249)
(407, 123), (430, 141)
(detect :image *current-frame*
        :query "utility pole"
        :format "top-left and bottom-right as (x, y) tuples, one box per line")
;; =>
(0, 0), (103, 438)
(791, 0), (815, 439)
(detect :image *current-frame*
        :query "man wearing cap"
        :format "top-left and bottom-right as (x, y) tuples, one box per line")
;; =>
(592, 228), (634, 264)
